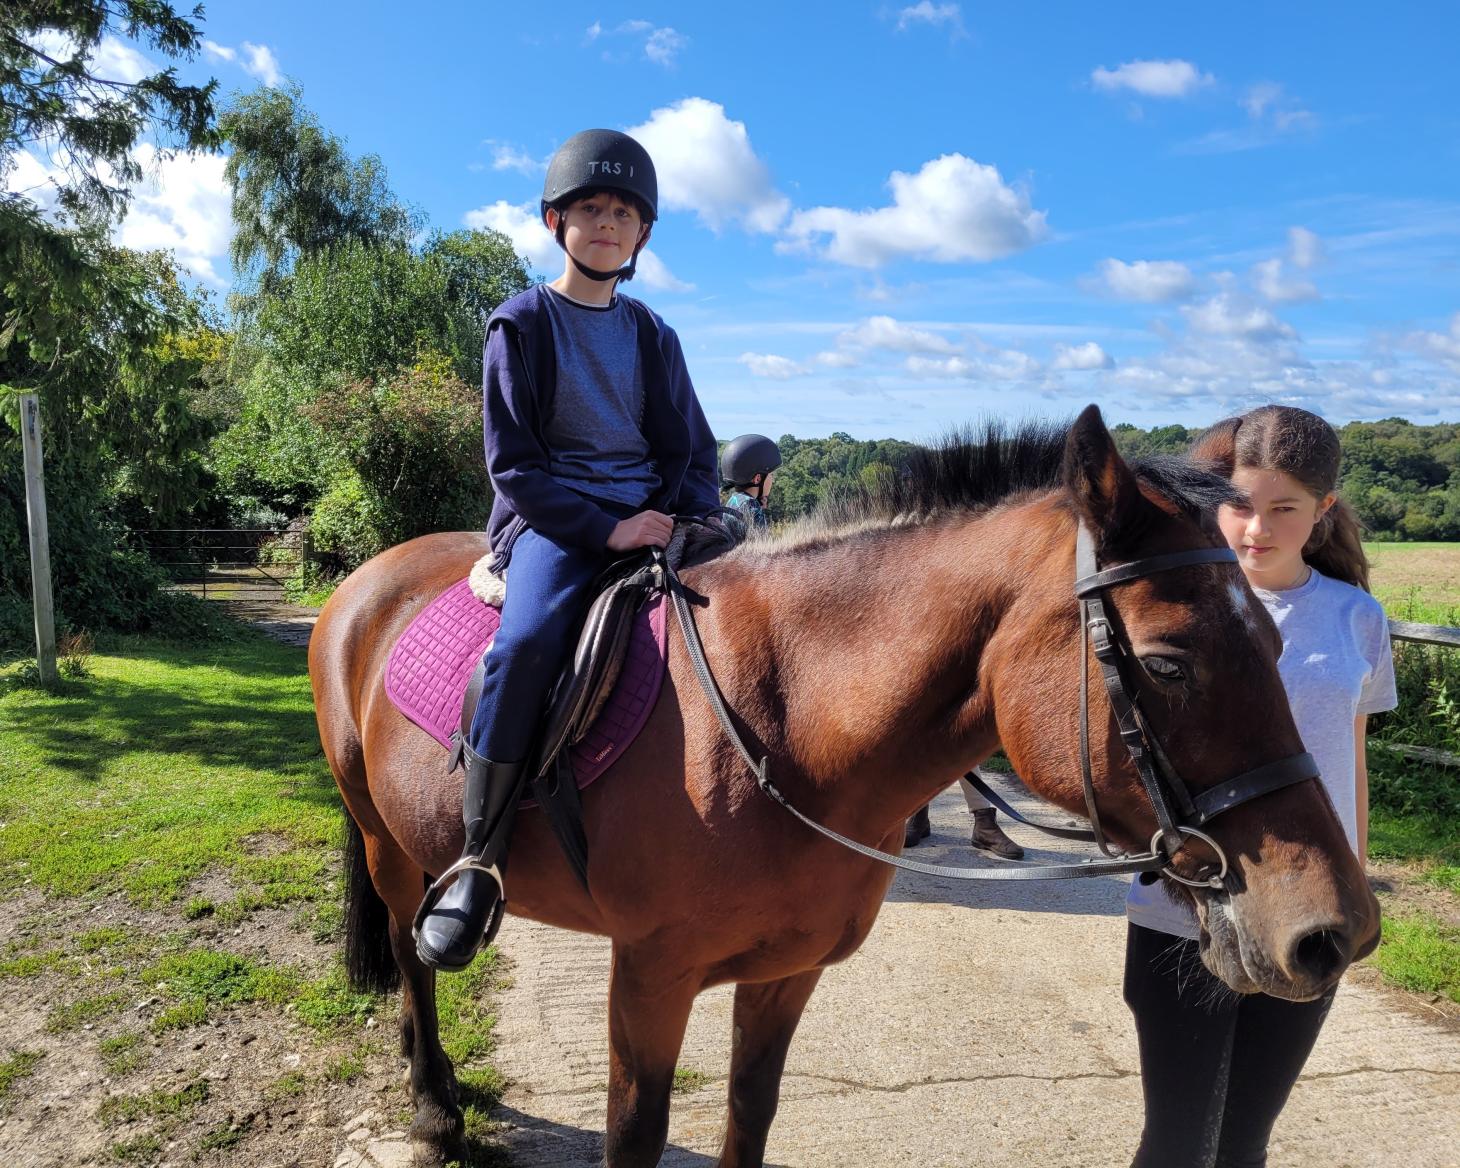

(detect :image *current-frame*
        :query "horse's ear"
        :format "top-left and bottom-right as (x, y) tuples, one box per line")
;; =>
(1063, 404), (1146, 549)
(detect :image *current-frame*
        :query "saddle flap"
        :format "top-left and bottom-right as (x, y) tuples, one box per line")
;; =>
(533, 561), (660, 778)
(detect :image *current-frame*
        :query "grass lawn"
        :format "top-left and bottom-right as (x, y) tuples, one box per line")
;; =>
(0, 634), (506, 1166)
(1359, 541), (1460, 1006)
(1365, 541), (1460, 624)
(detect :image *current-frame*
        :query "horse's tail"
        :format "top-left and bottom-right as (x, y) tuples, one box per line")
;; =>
(343, 813), (401, 994)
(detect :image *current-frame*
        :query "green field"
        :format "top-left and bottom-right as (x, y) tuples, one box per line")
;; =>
(1366, 541), (1460, 624)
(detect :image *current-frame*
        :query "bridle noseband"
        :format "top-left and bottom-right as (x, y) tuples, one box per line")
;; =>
(660, 518), (1319, 887)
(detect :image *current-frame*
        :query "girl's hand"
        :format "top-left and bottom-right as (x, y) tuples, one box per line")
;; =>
(607, 510), (673, 551)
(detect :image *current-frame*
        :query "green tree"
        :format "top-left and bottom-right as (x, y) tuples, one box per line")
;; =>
(220, 84), (416, 305)
(2, 1), (218, 375)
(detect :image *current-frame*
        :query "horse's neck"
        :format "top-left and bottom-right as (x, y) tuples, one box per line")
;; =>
(715, 498), (1069, 821)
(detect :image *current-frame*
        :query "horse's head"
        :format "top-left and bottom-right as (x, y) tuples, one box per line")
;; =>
(995, 405), (1379, 1001)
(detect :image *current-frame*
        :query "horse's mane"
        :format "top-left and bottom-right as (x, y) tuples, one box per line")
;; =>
(751, 420), (1242, 553)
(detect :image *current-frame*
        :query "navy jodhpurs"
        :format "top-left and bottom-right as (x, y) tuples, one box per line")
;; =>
(467, 503), (637, 762)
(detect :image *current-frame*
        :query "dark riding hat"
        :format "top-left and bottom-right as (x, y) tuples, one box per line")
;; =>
(541, 129), (658, 224)
(540, 129), (658, 284)
(721, 434), (782, 487)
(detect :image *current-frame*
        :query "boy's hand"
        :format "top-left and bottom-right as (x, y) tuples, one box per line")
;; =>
(607, 510), (673, 551)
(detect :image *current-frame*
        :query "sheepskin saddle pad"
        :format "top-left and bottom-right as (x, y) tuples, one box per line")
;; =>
(383, 560), (668, 794)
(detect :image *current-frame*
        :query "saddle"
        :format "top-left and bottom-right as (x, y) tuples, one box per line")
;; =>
(447, 553), (666, 888)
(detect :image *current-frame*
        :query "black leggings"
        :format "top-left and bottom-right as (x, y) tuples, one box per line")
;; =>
(1123, 923), (1336, 1168)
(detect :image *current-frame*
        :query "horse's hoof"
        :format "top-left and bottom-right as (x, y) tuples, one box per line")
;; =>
(409, 1102), (465, 1167)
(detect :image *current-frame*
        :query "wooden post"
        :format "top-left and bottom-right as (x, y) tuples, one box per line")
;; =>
(18, 393), (58, 684)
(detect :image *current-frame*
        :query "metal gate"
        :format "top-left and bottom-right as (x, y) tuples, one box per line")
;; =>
(126, 527), (306, 600)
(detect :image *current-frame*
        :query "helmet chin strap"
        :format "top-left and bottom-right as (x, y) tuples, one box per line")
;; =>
(554, 219), (649, 284)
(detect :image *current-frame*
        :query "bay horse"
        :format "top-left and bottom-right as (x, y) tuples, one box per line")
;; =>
(309, 406), (1380, 1167)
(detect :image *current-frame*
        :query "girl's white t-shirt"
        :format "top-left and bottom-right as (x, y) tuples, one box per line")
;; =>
(1125, 568), (1398, 939)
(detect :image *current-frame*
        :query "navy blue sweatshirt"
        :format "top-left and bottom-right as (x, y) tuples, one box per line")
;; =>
(482, 285), (720, 570)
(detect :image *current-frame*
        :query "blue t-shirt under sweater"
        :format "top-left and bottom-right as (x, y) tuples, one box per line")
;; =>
(539, 286), (660, 508)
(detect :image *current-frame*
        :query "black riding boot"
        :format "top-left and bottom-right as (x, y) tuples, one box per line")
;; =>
(904, 804), (932, 848)
(970, 807), (1024, 860)
(414, 748), (527, 972)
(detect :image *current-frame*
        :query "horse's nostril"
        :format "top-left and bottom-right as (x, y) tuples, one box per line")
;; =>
(1292, 927), (1347, 983)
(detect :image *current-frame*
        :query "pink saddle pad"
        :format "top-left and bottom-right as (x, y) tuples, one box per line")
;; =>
(384, 578), (667, 790)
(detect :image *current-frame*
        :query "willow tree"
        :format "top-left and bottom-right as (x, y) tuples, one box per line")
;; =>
(220, 84), (417, 308)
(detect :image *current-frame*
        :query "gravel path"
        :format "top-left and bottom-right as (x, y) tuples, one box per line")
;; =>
(224, 596), (320, 648)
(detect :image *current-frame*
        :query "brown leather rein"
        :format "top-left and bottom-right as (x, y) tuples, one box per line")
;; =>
(658, 520), (1317, 886)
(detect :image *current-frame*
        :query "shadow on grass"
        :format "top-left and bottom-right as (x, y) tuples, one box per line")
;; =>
(1, 635), (339, 813)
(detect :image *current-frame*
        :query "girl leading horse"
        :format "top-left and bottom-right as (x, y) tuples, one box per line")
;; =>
(309, 407), (1380, 1167)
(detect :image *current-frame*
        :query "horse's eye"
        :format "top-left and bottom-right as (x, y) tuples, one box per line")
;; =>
(1142, 656), (1187, 684)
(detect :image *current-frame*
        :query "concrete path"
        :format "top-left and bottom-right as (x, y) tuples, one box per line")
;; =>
(487, 787), (1460, 1168)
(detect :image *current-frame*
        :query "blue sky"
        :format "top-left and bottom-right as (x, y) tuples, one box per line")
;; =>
(11, 2), (1460, 440)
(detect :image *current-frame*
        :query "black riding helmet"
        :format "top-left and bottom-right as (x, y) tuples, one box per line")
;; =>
(541, 129), (658, 284)
(721, 434), (782, 489)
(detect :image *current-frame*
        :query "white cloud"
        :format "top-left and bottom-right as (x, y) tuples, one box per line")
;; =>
(463, 199), (559, 270)
(93, 35), (154, 84)
(3, 148), (66, 216)
(6, 137), (231, 283)
(627, 98), (788, 233)
(1096, 258), (1195, 302)
(1183, 292), (1295, 342)
(1241, 82), (1315, 132)
(202, 40), (236, 63)
(242, 42), (282, 86)
(1052, 341), (1114, 371)
(589, 20), (687, 67)
(487, 141), (545, 175)
(813, 349), (859, 369)
(905, 355), (979, 378)
(644, 27), (688, 67)
(782, 153), (1048, 268)
(738, 352), (805, 379)
(1251, 258), (1318, 304)
(28, 31), (153, 90)
(116, 144), (233, 283)
(840, 315), (957, 354)
(632, 249), (694, 293)
(905, 349), (1041, 381)
(1288, 226), (1323, 269)
(1091, 59), (1213, 99)
(896, 3), (966, 36)
(1182, 83), (1317, 153)
(1402, 314), (1460, 370)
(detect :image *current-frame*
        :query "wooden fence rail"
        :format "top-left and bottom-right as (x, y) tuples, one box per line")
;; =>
(1388, 619), (1460, 649)
(1379, 618), (1460, 770)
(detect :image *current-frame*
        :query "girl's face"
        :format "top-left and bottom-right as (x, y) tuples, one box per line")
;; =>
(1218, 466), (1334, 590)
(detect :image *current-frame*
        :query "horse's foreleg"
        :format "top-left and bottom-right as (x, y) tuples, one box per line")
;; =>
(716, 968), (824, 1168)
(603, 943), (700, 1168)
(370, 844), (466, 1166)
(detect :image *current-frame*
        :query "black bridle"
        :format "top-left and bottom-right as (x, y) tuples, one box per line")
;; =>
(659, 520), (1319, 886)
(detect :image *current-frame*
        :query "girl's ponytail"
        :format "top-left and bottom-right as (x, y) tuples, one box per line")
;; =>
(1304, 497), (1370, 591)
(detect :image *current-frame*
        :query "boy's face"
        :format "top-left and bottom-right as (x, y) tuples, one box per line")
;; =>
(547, 193), (650, 275)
